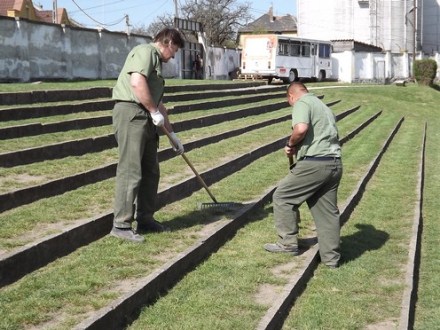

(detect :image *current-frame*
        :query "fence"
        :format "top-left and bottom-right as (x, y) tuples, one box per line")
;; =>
(0, 16), (239, 83)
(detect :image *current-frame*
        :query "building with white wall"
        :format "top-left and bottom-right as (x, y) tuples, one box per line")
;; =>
(297, 0), (440, 55)
(422, 0), (440, 54)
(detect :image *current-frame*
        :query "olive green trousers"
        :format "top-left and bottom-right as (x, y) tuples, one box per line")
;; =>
(112, 102), (159, 229)
(272, 158), (343, 266)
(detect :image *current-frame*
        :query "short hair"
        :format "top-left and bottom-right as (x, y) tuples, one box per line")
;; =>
(287, 82), (308, 96)
(154, 27), (185, 48)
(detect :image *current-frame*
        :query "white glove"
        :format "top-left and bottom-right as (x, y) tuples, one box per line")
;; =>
(169, 132), (184, 155)
(151, 109), (164, 127)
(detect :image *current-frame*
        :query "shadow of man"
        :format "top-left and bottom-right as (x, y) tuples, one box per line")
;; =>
(162, 203), (270, 231)
(340, 223), (389, 265)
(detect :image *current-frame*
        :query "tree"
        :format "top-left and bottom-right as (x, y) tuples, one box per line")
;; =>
(132, 15), (174, 37)
(146, 0), (253, 47)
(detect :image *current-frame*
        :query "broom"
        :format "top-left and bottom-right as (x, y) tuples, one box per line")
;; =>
(161, 127), (240, 211)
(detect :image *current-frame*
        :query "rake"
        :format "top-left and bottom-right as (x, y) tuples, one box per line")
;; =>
(161, 127), (240, 211)
(288, 154), (297, 169)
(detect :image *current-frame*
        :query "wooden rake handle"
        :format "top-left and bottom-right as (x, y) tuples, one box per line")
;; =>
(288, 154), (297, 169)
(161, 126), (219, 204)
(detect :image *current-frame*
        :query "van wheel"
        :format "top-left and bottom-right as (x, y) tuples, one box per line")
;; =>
(317, 70), (326, 82)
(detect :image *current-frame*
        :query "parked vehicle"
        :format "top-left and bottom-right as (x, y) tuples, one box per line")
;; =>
(240, 34), (332, 83)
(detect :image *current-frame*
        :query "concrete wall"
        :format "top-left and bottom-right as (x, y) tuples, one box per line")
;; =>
(204, 47), (240, 80)
(1, 16), (438, 84)
(0, 16), (240, 83)
(0, 16), (152, 82)
(332, 50), (439, 83)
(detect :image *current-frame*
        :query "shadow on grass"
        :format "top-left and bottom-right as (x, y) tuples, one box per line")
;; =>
(340, 223), (389, 265)
(163, 202), (271, 231)
(430, 84), (440, 92)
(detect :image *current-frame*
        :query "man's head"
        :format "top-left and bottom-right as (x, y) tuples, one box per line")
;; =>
(154, 28), (185, 63)
(287, 82), (308, 106)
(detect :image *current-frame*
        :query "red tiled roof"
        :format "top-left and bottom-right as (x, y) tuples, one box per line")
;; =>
(34, 9), (53, 23)
(35, 8), (67, 24)
(0, 0), (69, 25)
(0, 0), (19, 16)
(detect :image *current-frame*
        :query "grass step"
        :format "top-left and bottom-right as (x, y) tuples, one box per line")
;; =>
(0, 111), (378, 289)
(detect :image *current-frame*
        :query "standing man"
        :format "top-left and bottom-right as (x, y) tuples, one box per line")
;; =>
(110, 27), (185, 242)
(192, 53), (203, 79)
(264, 82), (343, 268)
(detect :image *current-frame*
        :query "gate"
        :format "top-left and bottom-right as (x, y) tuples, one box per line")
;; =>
(181, 42), (204, 79)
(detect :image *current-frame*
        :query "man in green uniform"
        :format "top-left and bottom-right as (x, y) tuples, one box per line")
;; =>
(110, 28), (185, 242)
(264, 82), (343, 268)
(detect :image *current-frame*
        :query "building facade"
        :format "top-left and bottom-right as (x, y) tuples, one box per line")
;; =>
(0, 0), (72, 25)
(297, 0), (440, 55)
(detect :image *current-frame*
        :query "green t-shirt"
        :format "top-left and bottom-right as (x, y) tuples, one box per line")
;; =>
(292, 93), (341, 159)
(112, 43), (164, 106)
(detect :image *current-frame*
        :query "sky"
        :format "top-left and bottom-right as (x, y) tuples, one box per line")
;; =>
(34, 0), (297, 32)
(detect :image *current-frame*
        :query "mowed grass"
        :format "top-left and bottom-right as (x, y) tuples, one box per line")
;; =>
(0, 100), (367, 248)
(0, 78), (241, 92)
(0, 81), (439, 329)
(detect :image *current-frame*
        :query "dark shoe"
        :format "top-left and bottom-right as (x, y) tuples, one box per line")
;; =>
(325, 263), (339, 269)
(110, 227), (144, 243)
(137, 219), (170, 233)
(264, 243), (299, 256)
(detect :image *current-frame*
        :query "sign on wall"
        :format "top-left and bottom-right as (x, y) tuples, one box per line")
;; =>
(174, 17), (203, 32)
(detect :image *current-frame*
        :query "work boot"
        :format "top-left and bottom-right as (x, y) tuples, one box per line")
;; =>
(110, 227), (144, 243)
(264, 242), (299, 256)
(136, 218), (170, 233)
(325, 263), (339, 269)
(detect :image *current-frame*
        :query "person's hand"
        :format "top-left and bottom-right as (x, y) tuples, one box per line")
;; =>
(151, 109), (164, 127)
(284, 145), (297, 156)
(169, 132), (184, 155)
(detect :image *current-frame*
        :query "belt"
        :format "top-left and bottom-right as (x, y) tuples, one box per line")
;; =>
(302, 156), (341, 161)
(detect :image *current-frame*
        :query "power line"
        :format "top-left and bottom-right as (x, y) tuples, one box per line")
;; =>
(71, 0), (126, 27)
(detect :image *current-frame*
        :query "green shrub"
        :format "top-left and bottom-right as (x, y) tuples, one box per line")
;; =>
(414, 59), (437, 86)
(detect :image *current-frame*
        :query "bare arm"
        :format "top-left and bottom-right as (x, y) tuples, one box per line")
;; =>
(130, 72), (174, 132)
(285, 122), (308, 156)
(130, 72), (156, 112)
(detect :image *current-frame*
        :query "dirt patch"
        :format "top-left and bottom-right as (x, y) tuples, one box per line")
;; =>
(271, 260), (300, 280)
(365, 319), (397, 329)
(254, 283), (284, 306)
(0, 173), (48, 193)
(1, 219), (87, 256)
(26, 311), (70, 330)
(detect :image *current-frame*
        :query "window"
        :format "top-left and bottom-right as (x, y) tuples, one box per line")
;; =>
(290, 41), (301, 56)
(319, 43), (331, 58)
(278, 40), (290, 56)
(301, 43), (311, 57)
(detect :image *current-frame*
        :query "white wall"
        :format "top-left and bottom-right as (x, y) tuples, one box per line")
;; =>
(297, 0), (438, 54)
(297, 0), (370, 42)
(204, 47), (240, 80)
(331, 50), (438, 83)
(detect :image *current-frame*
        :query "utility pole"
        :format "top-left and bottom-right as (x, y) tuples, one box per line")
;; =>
(125, 14), (130, 34)
(52, 0), (58, 24)
(411, 0), (418, 78)
(174, 0), (179, 18)
(413, 0), (417, 64)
